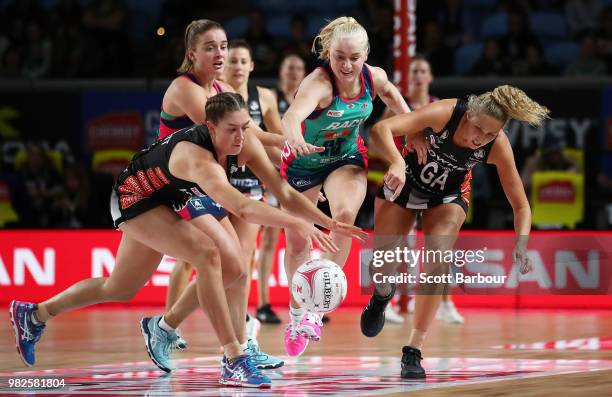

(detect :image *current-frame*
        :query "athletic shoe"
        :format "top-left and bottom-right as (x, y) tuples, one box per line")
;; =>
(436, 301), (464, 324)
(407, 296), (415, 313)
(284, 321), (309, 357)
(9, 300), (46, 367)
(220, 354), (272, 388)
(384, 303), (405, 324)
(243, 339), (284, 369)
(400, 346), (426, 379)
(172, 328), (188, 351)
(360, 284), (396, 337)
(298, 312), (322, 341)
(256, 304), (281, 324)
(140, 316), (179, 373)
(246, 314), (261, 341)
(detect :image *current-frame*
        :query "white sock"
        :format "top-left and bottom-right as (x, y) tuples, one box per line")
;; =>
(289, 306), (304, 325)
(158, 316), (175, 333)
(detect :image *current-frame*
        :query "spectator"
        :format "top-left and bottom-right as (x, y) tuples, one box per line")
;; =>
(596, 6), (612, 71)
(17, 143), (64, 227)
(369, 5), (394, 74)
(470, 37), (510, 76)
(21, 20), (52, 79)
(499, 10), (540, 65)
(49, 0), (85, 78)
(0, 45), (23, 78)
(81, 0), (132, 77)
(52, 164), (91, 228)
(419, 21), (453, 76)
(436, 0), (468, 49)
(520, 134), (579, 189)
(565, 32), (607, 76)
(243, 8), (276, 76)
(565, 0), (603, 36)
(280, 15), (313, 69)
(512, 42), (558, 75)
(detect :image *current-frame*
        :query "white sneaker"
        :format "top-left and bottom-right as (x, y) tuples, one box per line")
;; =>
(384, 304), (404, 324)
(407, 297), (415, 313)
(436, 301), (464, 324)
(246, 314), (261, 341)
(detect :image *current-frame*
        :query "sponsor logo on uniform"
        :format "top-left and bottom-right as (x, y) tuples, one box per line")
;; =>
(249, 101), (259, 111)
(440, 130), (449, 140)
(347, 104), (355, 109)
(191, 199), (204, 210)
(293, 178), (311, 187)
(323, 118), (365, 130)
(327, 110), (344, 117)
(230, 164), (239, 174)
(466, 160), (479, 169)
(361, 103), (368, 109)
(442, 153), (456, 162)
(474, 149), (485, 159)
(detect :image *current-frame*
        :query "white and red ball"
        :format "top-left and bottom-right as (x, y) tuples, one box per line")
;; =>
(291, 259), (347, 313)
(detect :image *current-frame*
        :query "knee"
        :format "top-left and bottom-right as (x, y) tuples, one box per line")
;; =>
(225, 254), (247, 285)
(333, 207), (357, 224)
(102, 280), (138, 302)
(190, 245), (222, 272)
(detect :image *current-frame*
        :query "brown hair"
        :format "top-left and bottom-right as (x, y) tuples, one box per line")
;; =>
(178, 19), (225, 73)
(312, 17), (369, 60)
(205, 92), (247, 123)
(228, 39), (253, 58)
(467, 85), (550, 127)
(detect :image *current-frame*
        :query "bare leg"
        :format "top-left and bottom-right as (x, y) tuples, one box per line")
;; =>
(258, 226), (280, 307)
(283, 186), (321, 308)
(321, 165), (367, 267)
(408, 204), (465, 350)
(165, 261), (193, 312)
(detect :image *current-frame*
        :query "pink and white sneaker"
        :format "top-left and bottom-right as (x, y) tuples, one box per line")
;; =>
(284, 321), (309, 357)
(298, 312), (323, 341)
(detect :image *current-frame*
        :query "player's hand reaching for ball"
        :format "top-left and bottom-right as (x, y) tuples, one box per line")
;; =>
(288, 136), (325, 158)
(292, 219), (339, 253)
(329, 220), (368, 242)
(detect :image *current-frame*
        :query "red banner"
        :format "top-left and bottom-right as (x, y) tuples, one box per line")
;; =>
(1, 230), (612, 309)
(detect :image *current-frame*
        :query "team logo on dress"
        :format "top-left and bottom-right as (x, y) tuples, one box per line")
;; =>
(249, 101), (259, 111)
(474, 149), (485, 159)
(347, 104), (355, 109)
(440, 130), (449, 140)
(361, 103), (368, 109)
(192, 199), (205, 210)
(230, 164), (239, 174)
(327, 110), (344, 117)
(466, 160), (479, 169)
(293, 178), (311, 187)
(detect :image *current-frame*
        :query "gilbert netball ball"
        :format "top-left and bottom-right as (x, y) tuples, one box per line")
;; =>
(291, 259), (347, 313)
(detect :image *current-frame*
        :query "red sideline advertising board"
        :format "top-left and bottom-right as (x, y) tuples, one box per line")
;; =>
(1, 230), (611, 309)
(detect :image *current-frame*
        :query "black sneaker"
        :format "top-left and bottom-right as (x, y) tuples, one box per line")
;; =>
(400, 346), (426, 379)
(256, 304), (281, 324)
(360, 284), (395, 337)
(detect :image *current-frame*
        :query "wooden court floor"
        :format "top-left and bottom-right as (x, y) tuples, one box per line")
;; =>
(1, 306), (612, 396)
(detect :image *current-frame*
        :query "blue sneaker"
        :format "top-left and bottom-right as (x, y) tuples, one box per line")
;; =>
(220, 354), (271, 388)
(244, 339), (284, 369)
(140, 316), (179, 373)
(9, 300), (46, 367)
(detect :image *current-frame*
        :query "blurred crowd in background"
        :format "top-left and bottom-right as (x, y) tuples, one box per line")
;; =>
(1, 0), (611, 79)
(0, 0), (610, 230)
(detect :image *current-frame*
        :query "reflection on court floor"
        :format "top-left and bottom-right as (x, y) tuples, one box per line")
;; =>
(2, 356), (612, 396)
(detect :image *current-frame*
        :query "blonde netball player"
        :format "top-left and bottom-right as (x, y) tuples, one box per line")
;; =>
(360, 85), (548, 378)
(280, 17), (413, 356)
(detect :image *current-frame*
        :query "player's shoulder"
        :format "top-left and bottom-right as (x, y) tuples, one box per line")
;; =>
(257, 86), (275, 102)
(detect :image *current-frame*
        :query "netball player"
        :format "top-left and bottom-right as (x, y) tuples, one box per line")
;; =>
(10, 93), (365, 388)
(280, 17), (413, 356)
(360, 85), (549, 378)
(383, 55), (463, 324)
(256, 53), (307, 324)
(223, 39), (283, 329)
(159, 20), (282, 352)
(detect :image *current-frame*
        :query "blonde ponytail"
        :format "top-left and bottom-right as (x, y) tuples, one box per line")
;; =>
(312, 17), (369, 60)
(468, 85), (550, 127)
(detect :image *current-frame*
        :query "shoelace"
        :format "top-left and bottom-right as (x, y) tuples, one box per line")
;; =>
(402, 349), (423, 365)
(20, 320), (34, 342)
(306, 312), (323, 327)
(286, 322), (300, 341)
(246, 342), (269, 360)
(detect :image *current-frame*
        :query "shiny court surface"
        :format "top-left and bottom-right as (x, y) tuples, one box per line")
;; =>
(1, 307), (612, 396)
